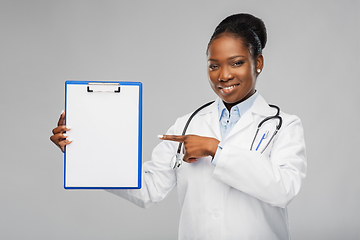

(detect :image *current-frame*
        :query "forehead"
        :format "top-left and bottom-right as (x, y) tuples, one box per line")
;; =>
(208, 35), (249, 60)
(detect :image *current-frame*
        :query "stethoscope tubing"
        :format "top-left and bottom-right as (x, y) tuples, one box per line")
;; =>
(172, 101), (282, 169)
(176, 100), (215, 155)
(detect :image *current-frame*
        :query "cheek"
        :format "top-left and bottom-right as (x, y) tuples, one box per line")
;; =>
(209, 69), (220, 79)
(236, 66), (256, 81)
(208, 73), (219, 89)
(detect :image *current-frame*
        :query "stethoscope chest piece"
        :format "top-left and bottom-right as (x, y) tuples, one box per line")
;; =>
(171, 153), (182, 169)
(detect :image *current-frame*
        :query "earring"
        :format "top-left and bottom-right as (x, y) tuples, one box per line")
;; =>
(257, 69), (261, 73)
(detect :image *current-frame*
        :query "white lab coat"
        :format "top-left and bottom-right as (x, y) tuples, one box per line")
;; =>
(108, 94), (307, 240)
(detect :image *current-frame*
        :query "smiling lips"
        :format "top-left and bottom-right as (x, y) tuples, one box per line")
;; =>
(219, 84), (240, 94)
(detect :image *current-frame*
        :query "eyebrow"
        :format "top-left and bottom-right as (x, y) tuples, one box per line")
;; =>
(229, 55), (246, 60)
(208, 55), (246, 62)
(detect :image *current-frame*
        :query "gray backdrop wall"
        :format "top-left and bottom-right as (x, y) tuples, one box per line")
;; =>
(1, 0), (359, 239)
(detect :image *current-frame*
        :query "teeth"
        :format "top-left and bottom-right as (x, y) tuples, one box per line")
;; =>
(223, 85), (235, 90)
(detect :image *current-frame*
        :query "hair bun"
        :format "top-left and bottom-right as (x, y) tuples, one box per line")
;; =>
(218, 13), (267, 49)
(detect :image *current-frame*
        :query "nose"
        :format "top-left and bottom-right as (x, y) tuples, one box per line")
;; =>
(218, 66), (234, 81)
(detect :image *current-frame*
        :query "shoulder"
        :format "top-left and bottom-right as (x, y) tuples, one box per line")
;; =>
(172, 100), (217, 132)
(252, 95), (304, 138)
(180, 100), (216, 119)
(280, 111), (302, 125)
(278, 111), (304, 141)
(255, 94), (302, 123)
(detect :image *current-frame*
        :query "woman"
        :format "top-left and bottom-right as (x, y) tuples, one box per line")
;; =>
(51, 13), (306, 239)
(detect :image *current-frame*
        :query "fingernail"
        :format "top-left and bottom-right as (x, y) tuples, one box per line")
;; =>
(61, 110), (64, 115)
(66, 126), (72, 130)
(158, 135), (163, 139)
(63, 134), (68, 137)
(67, 138), (73, 142)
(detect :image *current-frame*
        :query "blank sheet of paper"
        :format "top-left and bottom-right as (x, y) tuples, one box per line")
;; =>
(64, 81), (142, 189)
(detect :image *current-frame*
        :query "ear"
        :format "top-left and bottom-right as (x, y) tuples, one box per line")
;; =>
(255, 54), (264, 74)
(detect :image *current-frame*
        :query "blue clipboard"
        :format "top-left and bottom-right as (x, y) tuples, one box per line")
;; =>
(64, 80), (142, 189)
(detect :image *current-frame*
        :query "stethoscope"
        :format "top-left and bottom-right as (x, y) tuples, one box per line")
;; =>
(170, 101), (283, 169)
(249, 104), (282, 153)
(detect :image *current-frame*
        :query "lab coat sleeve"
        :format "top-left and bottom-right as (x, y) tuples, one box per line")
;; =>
(106, 120), (179, 208)
(212, 115), (307, 208)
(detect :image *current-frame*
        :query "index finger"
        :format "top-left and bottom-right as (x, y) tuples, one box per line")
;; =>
(158, 135), (186, 142)
(52, 125), (71, 135)
(58, 110), (65, 126)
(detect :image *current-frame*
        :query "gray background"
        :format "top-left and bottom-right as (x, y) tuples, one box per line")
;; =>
(1, 0), (359, 239)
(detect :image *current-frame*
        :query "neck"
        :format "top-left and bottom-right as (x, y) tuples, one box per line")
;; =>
(224, 90), (256, 111)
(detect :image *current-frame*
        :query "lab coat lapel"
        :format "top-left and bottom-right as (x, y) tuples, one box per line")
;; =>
(225, 110), (254, 140)
(204, 98), (222, 140)
(251, 95), (274, 117)
(225, 94), (273, 140)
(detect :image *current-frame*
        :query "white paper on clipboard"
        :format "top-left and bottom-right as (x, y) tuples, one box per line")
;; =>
(64, 80), (142, 189)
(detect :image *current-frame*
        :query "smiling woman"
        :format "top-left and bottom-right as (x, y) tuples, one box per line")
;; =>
(207, 35), (262, 108)
(207, 13), (265, 110)
(50, 13), (307, 240)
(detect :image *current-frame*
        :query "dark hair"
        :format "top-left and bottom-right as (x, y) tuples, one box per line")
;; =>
(207, 13), (267, 59)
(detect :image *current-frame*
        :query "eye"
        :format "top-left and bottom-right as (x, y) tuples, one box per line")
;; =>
(209, 64), (219, 71)
(232, 61), (244, 67)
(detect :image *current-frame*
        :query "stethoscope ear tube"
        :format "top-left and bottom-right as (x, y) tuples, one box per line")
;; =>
(259, 129), (279, 154)
(250, 128), (260, 152)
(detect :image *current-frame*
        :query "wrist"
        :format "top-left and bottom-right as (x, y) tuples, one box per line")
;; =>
(208, 138), (220, 157)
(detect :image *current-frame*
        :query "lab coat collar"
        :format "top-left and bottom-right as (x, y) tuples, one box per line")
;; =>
(199, 94), (273, 116)
(202, 94), (274, 141)
(195, 98), (219, 116)
(250, 94), (275, 117)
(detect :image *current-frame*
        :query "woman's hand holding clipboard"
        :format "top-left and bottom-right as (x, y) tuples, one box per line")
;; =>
(50, 111), (72, 153)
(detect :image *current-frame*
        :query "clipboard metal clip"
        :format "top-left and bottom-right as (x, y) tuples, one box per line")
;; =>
(87, 82), (121, 93)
